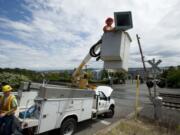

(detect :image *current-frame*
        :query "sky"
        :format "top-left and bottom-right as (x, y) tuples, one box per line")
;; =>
(0, 0), (180, 70)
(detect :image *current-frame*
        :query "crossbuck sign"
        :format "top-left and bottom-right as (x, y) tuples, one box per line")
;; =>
(147, 58), (162, 73)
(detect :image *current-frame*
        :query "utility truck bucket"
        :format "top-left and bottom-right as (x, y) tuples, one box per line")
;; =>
(101, 31), (131, 71)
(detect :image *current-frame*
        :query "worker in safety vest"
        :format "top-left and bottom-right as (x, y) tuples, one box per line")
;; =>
(79, 74), (89, 89)
(103, 17), (115, 32)
(0, 85), (18, 135)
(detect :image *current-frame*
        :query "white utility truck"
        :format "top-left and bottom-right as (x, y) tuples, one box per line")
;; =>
(15, 85), (115, 135)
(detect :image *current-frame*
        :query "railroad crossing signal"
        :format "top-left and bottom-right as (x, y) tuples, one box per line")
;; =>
(147, 58), (162, 73)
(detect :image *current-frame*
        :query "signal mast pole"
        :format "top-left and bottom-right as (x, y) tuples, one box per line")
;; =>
(136, 34), (147, 73)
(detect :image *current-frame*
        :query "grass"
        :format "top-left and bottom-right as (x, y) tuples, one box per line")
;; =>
(96, 118), (180, 135)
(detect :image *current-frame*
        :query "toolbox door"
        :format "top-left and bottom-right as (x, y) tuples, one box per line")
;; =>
(37, 101), (59, 134)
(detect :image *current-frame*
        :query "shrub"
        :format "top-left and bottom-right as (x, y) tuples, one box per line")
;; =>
(0, 72), (30, 90)
(167, 69), (180, 88)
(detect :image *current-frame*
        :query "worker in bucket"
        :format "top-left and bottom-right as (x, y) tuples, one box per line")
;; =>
(0, 85), (18, 135)
(103, 17), (115, 32)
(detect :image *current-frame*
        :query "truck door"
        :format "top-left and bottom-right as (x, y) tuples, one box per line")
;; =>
(37, 101), (59, 134)
(97, 91), (109, 113)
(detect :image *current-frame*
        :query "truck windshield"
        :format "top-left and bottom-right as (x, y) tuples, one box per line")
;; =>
(99, 91), (107, 100)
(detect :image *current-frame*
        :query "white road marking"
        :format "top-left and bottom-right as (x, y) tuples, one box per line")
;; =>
(99, 120), (111, 125)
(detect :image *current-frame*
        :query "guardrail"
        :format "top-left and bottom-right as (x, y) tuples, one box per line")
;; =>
(0, 92), (18, 96)
(159, 93), (180, 110)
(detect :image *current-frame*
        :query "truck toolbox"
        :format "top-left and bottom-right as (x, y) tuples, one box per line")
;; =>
(38, 86), (94, 99)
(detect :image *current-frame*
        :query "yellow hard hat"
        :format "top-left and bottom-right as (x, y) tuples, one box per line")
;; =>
(2, 85), (12, 92)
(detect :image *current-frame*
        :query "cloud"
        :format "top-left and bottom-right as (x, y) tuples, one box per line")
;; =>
(0, 0), (180, 70)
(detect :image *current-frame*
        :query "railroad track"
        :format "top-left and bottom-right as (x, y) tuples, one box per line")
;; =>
(159, 92), (180, 111)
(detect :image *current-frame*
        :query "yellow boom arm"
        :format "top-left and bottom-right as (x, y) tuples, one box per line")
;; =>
(72, 43), (101, 87)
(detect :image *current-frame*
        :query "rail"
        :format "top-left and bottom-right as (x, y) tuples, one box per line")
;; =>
(159, 92), (180, 110)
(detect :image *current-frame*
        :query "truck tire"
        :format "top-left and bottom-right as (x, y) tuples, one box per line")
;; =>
(60, 118), (77, 135)
(105, 106), (114, 118)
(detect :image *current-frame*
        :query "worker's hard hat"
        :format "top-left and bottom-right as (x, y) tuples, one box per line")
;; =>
(105, 17), (113, 23)
(2, 85), (12, 92)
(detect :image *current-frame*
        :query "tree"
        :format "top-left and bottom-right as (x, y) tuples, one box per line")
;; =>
(160, 67), (180, 88)
(45, 72), (60, 81)
(85, 70), (93, 80)
(167, 69), (180, 88)
(63, 71), (70, 79)
(101, 69), (108, 80)
(0, 72), (30, 90)
(116, 71), (127, 80)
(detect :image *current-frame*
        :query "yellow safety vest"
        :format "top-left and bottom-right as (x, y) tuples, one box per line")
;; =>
(0, 95), (16, 113)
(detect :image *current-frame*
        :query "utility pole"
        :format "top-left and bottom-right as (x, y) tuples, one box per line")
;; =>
(136, 35), (163, 120)
(136, 34), (147, 73)
(136, 34), (152, 97)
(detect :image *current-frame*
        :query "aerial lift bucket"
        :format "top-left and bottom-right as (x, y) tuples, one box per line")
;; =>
(101, 11), (133, 72)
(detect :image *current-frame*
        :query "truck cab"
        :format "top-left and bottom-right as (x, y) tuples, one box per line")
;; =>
(94, 86), (115, 117)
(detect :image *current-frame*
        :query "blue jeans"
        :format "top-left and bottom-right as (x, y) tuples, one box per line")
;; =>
(0, 115), (14, 135)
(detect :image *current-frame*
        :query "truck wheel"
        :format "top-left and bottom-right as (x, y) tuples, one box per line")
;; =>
(60, 118), (77, 135)
(105, 106), (114, 118)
